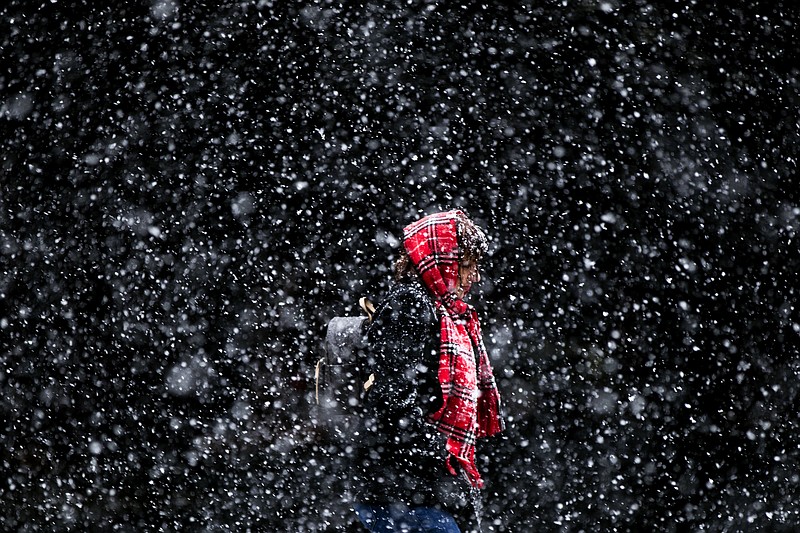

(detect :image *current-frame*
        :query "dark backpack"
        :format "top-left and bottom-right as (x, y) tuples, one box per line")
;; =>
(314, 297), (376, 436)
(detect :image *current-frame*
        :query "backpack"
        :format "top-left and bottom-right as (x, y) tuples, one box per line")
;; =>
(312, 296), (377, 530)
(313, 296), (376, 437)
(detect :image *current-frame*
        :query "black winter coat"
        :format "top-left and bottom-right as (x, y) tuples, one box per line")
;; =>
(351, 279), (475, 525)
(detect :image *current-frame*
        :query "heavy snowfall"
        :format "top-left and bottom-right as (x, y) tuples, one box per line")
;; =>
(1, 1), (798, 531)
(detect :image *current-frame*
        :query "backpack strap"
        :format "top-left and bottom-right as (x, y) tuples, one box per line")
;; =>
(315, 357), (324, 405)
(358, 297), (376, 392)
(359, 296), (375, 322)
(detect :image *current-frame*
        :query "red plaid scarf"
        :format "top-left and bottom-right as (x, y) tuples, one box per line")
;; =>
(403, 210), (504, 488)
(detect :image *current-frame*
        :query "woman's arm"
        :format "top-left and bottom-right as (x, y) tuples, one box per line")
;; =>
(363, 286), (439, 415)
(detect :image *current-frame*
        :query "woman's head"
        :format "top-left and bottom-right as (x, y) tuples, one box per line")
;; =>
(396, 211), (488, 299)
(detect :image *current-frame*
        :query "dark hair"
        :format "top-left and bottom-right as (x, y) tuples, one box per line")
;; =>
(394, 250), (416, 281)
(394, 213), (488, 281)
(455, 211), (489, 262)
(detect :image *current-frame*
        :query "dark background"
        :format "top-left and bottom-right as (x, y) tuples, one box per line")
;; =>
(1, 1), (798, 531)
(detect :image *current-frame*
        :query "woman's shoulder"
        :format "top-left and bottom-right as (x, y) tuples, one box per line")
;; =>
(388, 279), (432, 304)
(381, 280), (437, 321)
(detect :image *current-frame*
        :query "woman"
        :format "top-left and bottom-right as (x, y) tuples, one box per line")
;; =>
(352, 210), (504, 533)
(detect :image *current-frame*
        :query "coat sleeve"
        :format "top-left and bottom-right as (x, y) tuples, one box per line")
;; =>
(362, 288), (441, 416)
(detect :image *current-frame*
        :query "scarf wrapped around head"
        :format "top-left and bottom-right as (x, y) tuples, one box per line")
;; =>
(403, 210), (504, 488)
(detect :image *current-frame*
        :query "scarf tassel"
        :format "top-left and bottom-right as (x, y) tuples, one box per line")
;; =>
(446, 454), (484, 489)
